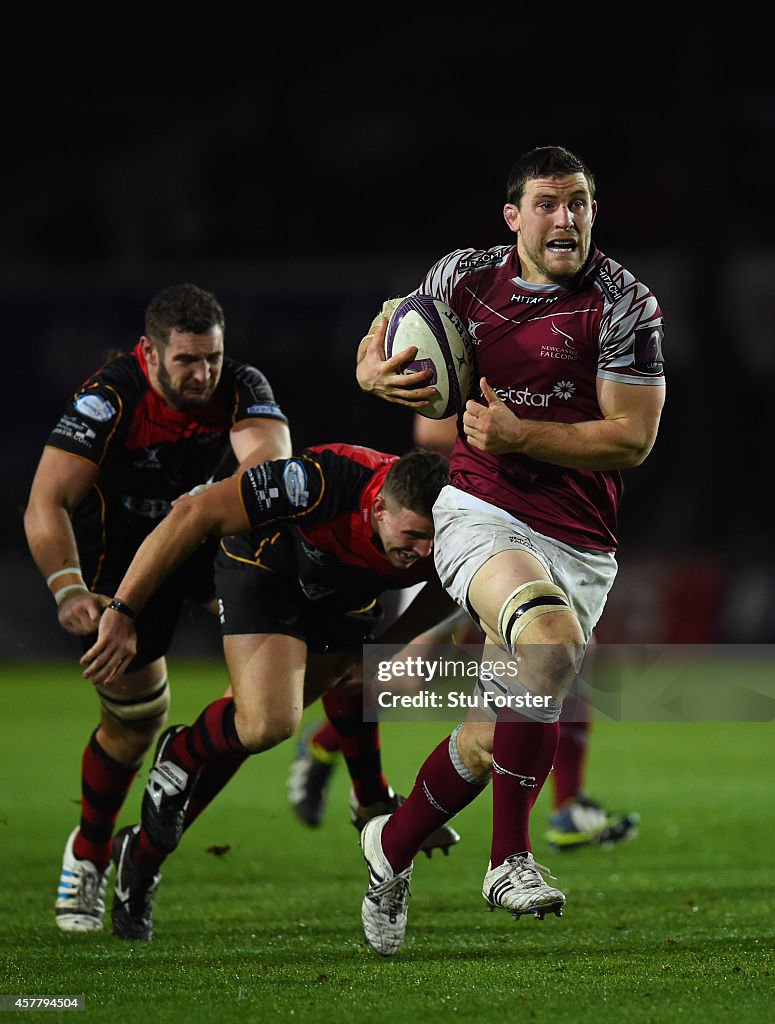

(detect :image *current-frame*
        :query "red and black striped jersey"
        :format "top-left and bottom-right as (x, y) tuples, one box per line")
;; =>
(46, 342), (287, 584)
(226, 443), (436, 606)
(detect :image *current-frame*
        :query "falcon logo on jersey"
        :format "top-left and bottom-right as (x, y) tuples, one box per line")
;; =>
(633, 325), (665, 375)
(540, 322), (579, 361)
(74, 393), (116, 422)
(283, 460), (309, 507)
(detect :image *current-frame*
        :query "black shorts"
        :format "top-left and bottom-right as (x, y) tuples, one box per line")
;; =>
(78, 537), (219, 671)
(214, 542), (384, 655)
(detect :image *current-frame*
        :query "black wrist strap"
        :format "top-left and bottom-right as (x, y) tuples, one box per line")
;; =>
(107, 598), (137, 621)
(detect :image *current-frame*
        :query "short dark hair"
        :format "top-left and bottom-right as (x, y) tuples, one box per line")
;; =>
(382, 447), (450, 517)
(145, 284), (225, 347)
(505, 146), (596, 206)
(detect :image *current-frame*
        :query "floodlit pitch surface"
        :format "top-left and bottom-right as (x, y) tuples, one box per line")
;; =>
(0, 660), (772, 1024)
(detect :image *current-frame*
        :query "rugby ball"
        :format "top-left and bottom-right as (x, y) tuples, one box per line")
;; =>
(385, 294), (475, 419)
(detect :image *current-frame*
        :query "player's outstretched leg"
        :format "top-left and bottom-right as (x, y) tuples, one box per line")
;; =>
(485, 711), (568, 920)
(142, 725), (201, 854)
(111, 825), (161, 941)
(55, 728), (137, 932)
(286, 721), (339, 827)
(482, 853), (565, 919)
(360, 815), (413, 957)
(55, 828), (112, 932)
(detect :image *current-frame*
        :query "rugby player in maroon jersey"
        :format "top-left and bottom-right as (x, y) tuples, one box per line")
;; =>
(80, 443), (456, 940)
(289, 413), (639, 851)
(24, 285), (292, 934)
(354, 145), (666, 955)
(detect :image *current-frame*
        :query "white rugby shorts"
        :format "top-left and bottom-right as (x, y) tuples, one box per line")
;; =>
(432, 485), (617, 643)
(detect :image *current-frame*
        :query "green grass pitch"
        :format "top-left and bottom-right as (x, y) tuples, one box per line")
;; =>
(0, 660), (772, 1023)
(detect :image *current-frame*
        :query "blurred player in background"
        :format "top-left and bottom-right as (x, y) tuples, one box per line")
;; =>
(289, 413), (638, 851)
(24, 284), (292, 934)
(81, 444), (458, 940)
(354, 145), (665, 954)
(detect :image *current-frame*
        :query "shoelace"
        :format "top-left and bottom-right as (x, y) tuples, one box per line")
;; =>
(62, 862), (107, 904)
(80, 872), (98, 904)
(368, 868), (413, 915)
(505, 855), (557, 888)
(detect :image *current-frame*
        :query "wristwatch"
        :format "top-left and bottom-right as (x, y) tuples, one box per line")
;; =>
(107, 598), (137, 620)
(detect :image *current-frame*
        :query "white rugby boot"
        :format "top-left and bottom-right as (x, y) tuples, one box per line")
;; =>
(55, 827), (111, 932)
(360, 814), (413, 956)
(482, 852), (565, 920)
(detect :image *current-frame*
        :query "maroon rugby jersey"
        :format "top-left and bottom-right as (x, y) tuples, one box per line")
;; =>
(415, 245), (665, 551)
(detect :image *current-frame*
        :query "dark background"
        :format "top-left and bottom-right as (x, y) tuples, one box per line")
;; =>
(4, 53), (774, 655)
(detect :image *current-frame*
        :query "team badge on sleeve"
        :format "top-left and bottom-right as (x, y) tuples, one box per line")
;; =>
(73, 393), (116, 422)
(247, 403), (283, 417)
(283, 460), (309, 507)
(632, 325), (665, 375)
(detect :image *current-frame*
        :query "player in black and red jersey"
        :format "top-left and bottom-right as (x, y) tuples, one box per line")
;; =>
(80, 443), (455, 940)
(355, 145), (666, 955)
(24, 284), (292, 934)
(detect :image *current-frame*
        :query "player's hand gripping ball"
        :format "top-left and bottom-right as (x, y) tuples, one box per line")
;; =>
(385, 295), (476, 419)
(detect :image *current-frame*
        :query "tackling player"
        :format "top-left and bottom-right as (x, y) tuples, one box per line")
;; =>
(354, 145), (666, 955)
(24, 284), (292, 933)
(80, 444), (457, 940)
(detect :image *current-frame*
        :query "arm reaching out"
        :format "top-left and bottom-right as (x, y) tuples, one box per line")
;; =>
(81, 476), (248, 685)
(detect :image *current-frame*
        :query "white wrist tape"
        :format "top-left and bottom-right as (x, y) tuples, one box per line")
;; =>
(54, 583), (89, 606)
(46, 566), (82, 587)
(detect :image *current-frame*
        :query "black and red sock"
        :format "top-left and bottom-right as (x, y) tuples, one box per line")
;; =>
(130, 699), (247, 877)
(322, 690), (388, 806)
(308, 720), (341, 758)
(73, 729), (137, 871)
